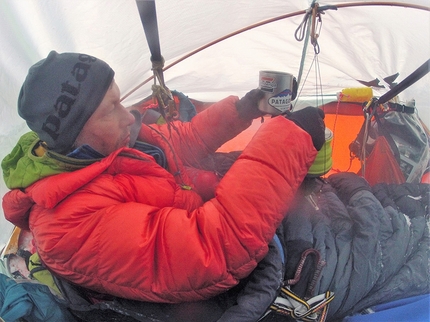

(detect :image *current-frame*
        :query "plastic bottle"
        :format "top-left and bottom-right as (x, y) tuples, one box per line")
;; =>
(337, 87), (373, 103)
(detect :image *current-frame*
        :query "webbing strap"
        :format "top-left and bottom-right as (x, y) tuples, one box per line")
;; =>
(387, 102), (415, 114)
(135, 0), (162, 63)
(377, 59), (430, 105)
(267, 287), (334, 322)
(135, 0), (175, 121)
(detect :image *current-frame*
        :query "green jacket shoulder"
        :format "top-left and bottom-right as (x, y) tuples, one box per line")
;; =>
(2, 131), (93, 189)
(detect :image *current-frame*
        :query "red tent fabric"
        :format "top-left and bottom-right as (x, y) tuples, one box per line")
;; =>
(359, 136), (406, 186)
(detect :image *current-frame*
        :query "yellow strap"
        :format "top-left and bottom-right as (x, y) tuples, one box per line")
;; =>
(271, 287), (335, 322)
(281, 287), (311, 310)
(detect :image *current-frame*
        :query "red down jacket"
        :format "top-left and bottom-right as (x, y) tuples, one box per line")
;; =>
(2, 96), (317, 303)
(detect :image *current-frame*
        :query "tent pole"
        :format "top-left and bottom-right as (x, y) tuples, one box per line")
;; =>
(121, 2), (429, 102)
(377, 59), (430, 105)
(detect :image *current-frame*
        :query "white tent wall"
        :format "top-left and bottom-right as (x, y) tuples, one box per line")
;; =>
(0, 0), (429, 247)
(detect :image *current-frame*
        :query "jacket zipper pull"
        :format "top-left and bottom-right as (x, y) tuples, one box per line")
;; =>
(305, 194), (319, 210)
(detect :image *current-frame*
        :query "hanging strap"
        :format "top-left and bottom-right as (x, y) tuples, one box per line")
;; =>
(135, 0), (163, 67)
(386, 102), (415, 114)
(135, 0), (177, 121)
(135, 0), (166, 87)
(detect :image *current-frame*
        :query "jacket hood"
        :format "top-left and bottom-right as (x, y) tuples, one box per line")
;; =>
(2, 131), (96, 189)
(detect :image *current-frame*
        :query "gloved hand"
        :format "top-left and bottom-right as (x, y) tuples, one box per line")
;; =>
(284, 106), (326, 151)
(328, 172), (371, 204)
(235, 89), (266, 121)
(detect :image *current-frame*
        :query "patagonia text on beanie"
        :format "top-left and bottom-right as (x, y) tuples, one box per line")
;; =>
(18, 51), (115, 154)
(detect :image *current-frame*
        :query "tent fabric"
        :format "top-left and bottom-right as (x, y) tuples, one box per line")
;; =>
(0, 0), (429, 245)
(359, 136), (406, 185)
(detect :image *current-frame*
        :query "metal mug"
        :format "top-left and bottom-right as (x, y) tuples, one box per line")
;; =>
(258, 71), (297, 115)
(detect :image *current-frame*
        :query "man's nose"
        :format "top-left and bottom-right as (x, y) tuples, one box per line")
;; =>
(124, 107), (137, 126)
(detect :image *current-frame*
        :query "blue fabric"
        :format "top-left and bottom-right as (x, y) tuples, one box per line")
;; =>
(272, 234), (285, 264)
(67, 144), (105, 159)
(0, 273), (76, 322)
(133, 140), (167, 168)
(67, 142), (168, 169)
(343, 294), (430, 322)
(171, 90), (197, 122)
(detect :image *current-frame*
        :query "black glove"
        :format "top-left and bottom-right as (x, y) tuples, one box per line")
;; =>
(284, 107), (325, 151)
(235, 89), (266, 121)
(328, 172), (371, 204)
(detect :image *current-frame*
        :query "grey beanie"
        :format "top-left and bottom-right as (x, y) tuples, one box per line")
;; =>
(18, 50), (115, 154)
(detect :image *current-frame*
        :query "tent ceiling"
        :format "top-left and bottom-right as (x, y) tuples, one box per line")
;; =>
(0, 0), (429, 245)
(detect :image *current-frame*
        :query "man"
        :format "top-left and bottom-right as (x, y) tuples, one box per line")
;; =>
(2, 51), (325, 304)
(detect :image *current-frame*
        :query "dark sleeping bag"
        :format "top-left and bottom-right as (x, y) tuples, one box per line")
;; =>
(274, 174), (429, 321)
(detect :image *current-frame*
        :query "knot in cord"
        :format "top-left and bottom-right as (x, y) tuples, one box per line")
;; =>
(295, 2), (337, 54)
(151, 56), (165, 70)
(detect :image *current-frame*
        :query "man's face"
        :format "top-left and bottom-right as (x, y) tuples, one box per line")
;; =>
(75, 80), (135, 155)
